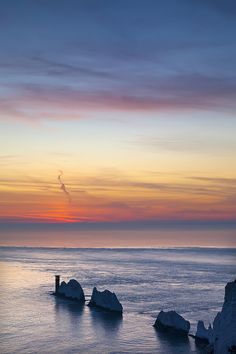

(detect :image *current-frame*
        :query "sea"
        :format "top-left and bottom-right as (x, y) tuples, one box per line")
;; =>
(0, 247), (235, 354)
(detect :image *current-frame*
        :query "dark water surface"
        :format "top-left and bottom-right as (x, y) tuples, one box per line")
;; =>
(0, 247), (235, 353)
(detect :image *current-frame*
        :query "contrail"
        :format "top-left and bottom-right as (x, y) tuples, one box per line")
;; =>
(58, 170), (71, 202)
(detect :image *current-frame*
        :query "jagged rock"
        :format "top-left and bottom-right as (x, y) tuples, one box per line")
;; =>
(88, 287), (123, 313)
(195, 280), (236, 353)
(58, 279), (85, 302)
(212, 280), (236, 354)
(154, 310), (190, 334)
(195, 320), (214, 343)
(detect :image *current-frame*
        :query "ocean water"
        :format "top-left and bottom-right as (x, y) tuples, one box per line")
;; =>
(0, 247), (235, 354)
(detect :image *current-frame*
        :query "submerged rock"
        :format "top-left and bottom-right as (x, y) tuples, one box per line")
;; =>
(58, 279), (85, 302)
(212, 280), (236, 354)
(154, 310), (190, 334)
(88, 287), (123, 313)
(195, 321), (214, 344)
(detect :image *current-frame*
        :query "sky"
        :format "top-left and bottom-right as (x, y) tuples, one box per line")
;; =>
(0, 0), (236, 245)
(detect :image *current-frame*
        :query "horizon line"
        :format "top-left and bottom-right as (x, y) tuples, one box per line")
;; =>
(1, 219), (236, 231)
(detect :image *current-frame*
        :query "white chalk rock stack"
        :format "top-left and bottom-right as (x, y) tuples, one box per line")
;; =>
(58, 279), (85, 302)
(88, 287), (123, 313)
(212, 280), (236, 354)
(195, 320), (214, 343)
(154, 310), (190, 334)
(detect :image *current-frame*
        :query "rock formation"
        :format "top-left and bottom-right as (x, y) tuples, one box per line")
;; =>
(58, 279), (85, 302)
(212, 280), (236, 354)
(195, 320), (214, 343)
(88, 287), (123, 313)
(195, 280), (236, 353)
(154, 310), (190, 334)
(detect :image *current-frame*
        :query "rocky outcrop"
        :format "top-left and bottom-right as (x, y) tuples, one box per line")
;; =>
(195, 320), (214, 343)
(88, 287), (123, 313)
(195, 280), (236, 354)
(212, 280), (236, 354)
(58, 279), (85, 302)
(154, 310), (190, 334)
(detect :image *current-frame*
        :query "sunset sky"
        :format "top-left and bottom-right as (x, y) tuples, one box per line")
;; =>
(1, 0), (236, 242)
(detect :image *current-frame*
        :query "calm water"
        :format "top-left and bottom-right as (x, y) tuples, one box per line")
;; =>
(0, 247), (235, 354)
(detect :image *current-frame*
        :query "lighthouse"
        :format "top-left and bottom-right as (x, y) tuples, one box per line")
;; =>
(55, 275), (60, 294)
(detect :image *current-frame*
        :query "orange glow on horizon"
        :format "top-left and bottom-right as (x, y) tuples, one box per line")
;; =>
(0, 173), (235, 224)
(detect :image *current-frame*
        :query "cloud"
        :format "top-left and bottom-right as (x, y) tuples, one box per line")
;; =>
(188, 176), (236, 186)
(1, 0), (236, 125)
(135, 134), (236, 155)
(1, 171), (235, 199)
(74, 173), (235, 200)
(1, 170), (236, 225)
(1, 70), (236, 124)
(58, 171), (71, 202)
(0, 155), (19, 160)
(30, 56), (116, 79)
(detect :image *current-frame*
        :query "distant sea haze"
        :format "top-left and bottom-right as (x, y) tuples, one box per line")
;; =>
(0, 228), (235, 248)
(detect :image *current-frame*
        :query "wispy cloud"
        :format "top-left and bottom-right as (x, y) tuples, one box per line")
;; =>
(135, 134), (236, 155)
(1, 0), (236, 124)
(188, 176), (236, 185)
(1, 71), (236, 123)
(58, 170), (71, 202)
(0, 155), (19, 160)
(1, 169), (236, 225)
